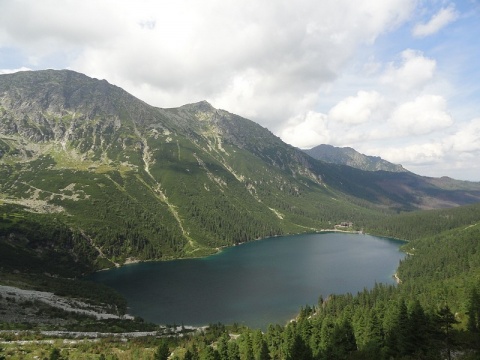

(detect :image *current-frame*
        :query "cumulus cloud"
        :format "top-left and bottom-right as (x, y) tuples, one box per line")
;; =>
(381, 49), (436, 91)
(363, 117), (480, 179)
(328, 91), (385, 125)
(280, 112), (330, 149)
(448, 118), (480, 153)
(374, 142), (445, 166)
(388, 95), (452, 135)
(281, 91), (457, 169)
(413, 5), (459, 37)
(0, 0), (416, 129)
(0, 1), (123, 50)
(2, 0), (478, 180)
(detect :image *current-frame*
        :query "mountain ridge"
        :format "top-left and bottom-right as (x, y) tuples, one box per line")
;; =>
(1, 69), (480, 270)
(304, 143), (407, 173)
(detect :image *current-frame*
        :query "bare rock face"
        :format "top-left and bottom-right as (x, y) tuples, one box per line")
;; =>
(304, 144), (407, 173)
(0, 70), (165, 150)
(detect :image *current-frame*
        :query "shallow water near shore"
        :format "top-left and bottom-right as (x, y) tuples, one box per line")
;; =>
(88, 232), (405, 329)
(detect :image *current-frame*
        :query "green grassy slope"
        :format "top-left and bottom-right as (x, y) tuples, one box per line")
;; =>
(1, 69), (479, 268)
(2, 203), (480, 360)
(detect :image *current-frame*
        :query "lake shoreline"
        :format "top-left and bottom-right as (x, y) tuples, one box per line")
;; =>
(90, 232), (406, 330)
(102, 228), (371, 271)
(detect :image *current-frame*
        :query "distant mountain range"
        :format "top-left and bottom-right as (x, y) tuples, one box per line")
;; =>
(304, 144), (407, 173)
(1, 69), (480, 270)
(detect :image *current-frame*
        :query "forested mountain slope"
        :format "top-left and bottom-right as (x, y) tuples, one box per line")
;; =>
(3, 201), (480, 358)
(1, 69), (480, 269)
(1, 70), (480, 358)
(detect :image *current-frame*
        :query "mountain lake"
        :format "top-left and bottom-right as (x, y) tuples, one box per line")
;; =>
(88, 232), (405, 329)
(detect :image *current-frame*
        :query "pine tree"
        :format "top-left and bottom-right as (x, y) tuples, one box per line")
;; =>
(282, 323), (297, 360)
(330, 320), (356, 360)
(467, 287), (480, 350)
(252, 330), (270, 360)
(319, 316), (335, 354)
(200, 346), (218, 360)
(227, 340), (241, 360)
(409, 300), (429, 354)
(364, 309), (384, 352)
(154, 340), (170, 360)
(288, 335), (312, 360)
(396, 300), (415, 356)
(467, 288), (480, 333)
(265, 324), (283, 360)
(239, 332), (255, 360)
(437, 305), (458, 360)
(185, 345), (201, 360)
(217, 333), (229, 360)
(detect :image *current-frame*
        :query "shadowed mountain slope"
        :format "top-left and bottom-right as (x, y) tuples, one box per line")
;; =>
(1, 69), (480, 269)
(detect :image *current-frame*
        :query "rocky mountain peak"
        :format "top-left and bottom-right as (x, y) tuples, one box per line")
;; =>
(304, 144), (407, 173)
(1, 68), (479, 230)
(177, 100), (216, 113)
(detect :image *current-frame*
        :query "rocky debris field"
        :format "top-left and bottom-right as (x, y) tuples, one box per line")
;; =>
(0, 285), (131, 325)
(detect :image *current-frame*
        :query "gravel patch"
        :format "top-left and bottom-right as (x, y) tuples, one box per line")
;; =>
(0, 285), (132, 324)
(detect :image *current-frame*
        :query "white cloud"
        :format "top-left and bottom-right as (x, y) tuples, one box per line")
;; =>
(0, 67), (31, 74)
(328, 91), (385, 125)
(0, 0), (416, 130)
(381, 49), (436, 91)
(413, 5), (459, 37)
(279, 88), (460, 172)
(364, 117), (480, 180)
(373, 142), (445, 166)
(280, 112), (330, 149)
(389, 94), (452, 135)
(0, 1), (123, 50)
(281, 91), (455, 159)
(448, 118), (480, 153)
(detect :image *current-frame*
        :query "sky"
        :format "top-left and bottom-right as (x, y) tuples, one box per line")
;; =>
(0, 0), (479, 181)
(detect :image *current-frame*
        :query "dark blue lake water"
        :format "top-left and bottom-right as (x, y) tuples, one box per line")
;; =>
(88, 232), (405, 329)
